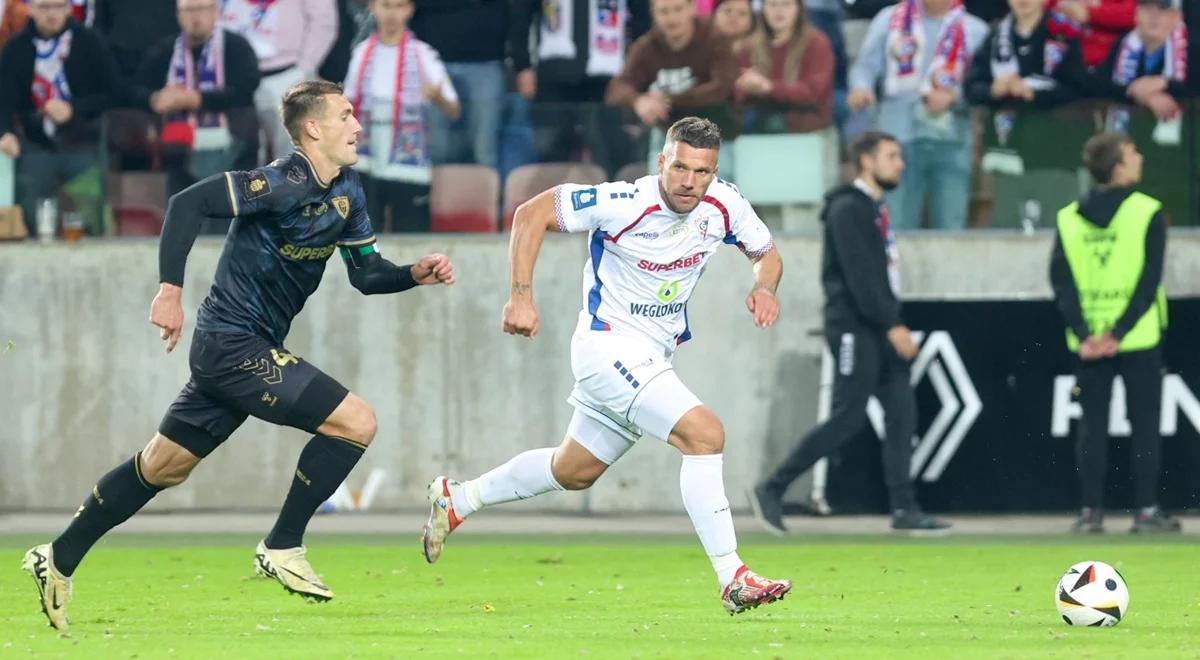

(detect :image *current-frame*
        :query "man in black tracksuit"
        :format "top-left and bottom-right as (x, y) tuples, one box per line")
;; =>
(749, 131), (950, 534)
(1050, 132), (1179, 534)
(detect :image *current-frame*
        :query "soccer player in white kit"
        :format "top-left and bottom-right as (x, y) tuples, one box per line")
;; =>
(422, 117), (791, 614)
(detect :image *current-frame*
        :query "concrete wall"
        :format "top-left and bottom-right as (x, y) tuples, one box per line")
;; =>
(3, 231), (1199, 513)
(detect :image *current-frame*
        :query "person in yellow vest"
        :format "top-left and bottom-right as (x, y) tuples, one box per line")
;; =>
(1050, 132), (1179, 534)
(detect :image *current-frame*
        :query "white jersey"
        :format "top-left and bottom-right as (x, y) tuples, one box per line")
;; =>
(554, 175), (774, 352)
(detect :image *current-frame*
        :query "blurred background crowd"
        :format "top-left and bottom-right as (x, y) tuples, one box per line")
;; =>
(0, 0), (1195, 239)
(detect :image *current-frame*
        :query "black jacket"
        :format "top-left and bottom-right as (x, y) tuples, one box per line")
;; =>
(1090, 32), (1191, 102)
(1049, 187), (1166, 342)
(411, 0), (510, 63)
(509, 0), (650, 84)
(964, 13), (1088, 109)
(131, 30), (261, 114)
(1190, 2), (1200, 96)
(820, 184), (902, 332)
(93, 0), (180, 78)
(0, 20), (122, 146)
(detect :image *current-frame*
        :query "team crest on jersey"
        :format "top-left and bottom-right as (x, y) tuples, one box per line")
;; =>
(332, 196), (350, 219)
(697, 218), (709, 239)
(571, 188), (598, 211)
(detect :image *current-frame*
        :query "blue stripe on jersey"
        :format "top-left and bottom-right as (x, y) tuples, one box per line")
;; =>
(588, 230), (610, 331)
(677, 304), (693, 345)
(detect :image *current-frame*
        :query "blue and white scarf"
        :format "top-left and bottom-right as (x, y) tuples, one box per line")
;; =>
(31, 28), (72, 138)
(167, 29), (226, 130)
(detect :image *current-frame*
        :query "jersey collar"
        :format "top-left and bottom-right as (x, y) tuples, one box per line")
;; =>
(295, 149), (332, 189)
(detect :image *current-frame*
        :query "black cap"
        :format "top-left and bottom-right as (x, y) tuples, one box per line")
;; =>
(1136, 0), (1180, 9)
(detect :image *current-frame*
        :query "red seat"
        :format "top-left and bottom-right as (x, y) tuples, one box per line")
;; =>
(115, 207), (164, 236)
(502, 162), (607, 230)
(430, 165), (499, 232)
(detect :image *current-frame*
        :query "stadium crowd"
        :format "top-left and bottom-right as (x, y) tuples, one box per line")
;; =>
(0, 0), (1196, 237)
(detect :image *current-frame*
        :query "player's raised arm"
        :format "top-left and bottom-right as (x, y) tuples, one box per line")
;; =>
(501, 186), (561, 339)
(151, 173), (241, 353)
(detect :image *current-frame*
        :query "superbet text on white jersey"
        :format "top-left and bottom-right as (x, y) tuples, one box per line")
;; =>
(554, 175), (774, 352)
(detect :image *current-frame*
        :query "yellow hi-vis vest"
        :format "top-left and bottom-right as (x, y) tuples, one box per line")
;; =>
(1057, 191), (1167, 352)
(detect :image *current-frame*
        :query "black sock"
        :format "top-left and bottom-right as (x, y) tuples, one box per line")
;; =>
(265, 435), (366, 550)
(51, 453), (164, 577)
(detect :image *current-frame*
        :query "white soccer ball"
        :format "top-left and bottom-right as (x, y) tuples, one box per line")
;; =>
(1055, 561), (1130, 627)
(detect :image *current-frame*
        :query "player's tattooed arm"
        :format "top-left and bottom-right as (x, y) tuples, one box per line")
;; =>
(503, 187), (558, 338)
(746, 247), (782, 328)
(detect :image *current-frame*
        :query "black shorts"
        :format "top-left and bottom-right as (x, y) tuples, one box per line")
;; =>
(159, 330), (349, 458)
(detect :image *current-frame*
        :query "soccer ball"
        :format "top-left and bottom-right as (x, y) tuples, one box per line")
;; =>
(1055, 561), (1130, 627)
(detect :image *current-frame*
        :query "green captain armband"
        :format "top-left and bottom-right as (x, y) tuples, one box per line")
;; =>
(339, 239), (379, 269)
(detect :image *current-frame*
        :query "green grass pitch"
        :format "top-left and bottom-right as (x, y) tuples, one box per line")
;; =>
(1, 533), (1196, 658)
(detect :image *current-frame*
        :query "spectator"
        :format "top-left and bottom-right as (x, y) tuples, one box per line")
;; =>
(92, 0), (180, 79)
(0, 0), (31, 50)
(410, 0), (509, 170)
(736, 0), (835, 134)
(964, 0), (1088, 109)
(220, 0), (337, 162)
(606, 0), (738, 140)
(344, 0), (459, 232)
(133, 0), (261, 202)
(510, 0), (650, 174)
(848, 0), (988, 230)
(0, 0), (121, 236)
(1049, 0), (1135, 68)
(804, 0), (849, 114)
(1092, 0), (1187, 128)
(1050, 132), (1178, 534)
(713, 0), (756, 55)
(748, 131), (951, 535)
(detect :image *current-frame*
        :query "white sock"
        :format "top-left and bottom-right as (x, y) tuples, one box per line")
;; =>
(453, 447), (564, 518)
(680, 453), (743, 587)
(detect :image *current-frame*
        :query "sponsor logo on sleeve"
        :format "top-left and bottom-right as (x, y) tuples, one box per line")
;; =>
(571, 187), (598, 211)
(244, 172), (271, 199)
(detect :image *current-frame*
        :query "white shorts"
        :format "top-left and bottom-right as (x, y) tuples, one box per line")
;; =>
(566, 330), (703, 464)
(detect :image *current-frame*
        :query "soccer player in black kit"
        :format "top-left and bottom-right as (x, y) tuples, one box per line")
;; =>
(21, 80), (455, 630)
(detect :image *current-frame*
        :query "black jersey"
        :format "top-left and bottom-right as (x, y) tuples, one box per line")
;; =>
(194, 151), (375, 344)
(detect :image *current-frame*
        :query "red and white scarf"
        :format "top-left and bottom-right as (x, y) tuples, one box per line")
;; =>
(350, 30), (430, 169)
(31, 28), (72, 138)
(885, 0), (968, 96)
